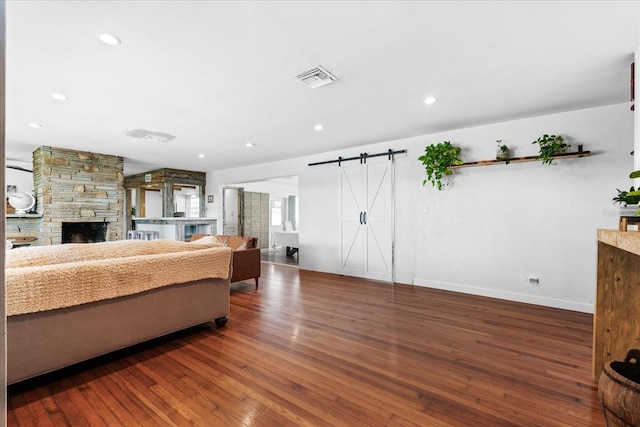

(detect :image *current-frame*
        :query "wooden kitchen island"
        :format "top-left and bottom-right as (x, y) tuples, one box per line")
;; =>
(593, 230), (640, 380)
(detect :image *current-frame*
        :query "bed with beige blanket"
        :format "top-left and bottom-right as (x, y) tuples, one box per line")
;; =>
(6, 239), (232, 385)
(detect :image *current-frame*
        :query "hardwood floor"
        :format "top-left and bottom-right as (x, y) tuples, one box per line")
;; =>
(7, 263), (603, 426)
(260, 248), (299, 266)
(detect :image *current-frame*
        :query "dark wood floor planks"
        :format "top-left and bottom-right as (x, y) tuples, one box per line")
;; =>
(7, 262), (603, 426)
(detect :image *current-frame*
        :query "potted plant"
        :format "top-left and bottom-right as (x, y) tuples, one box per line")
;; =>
(418, 141), (463, 190)
(532, 134), (570, 165)
(613, 186), (640, 216)
(496, 140), (510, 164)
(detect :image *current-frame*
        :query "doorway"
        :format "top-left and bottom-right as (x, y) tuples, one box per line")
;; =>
(222, 186), (242, 236)
(227, 176), (299, 266)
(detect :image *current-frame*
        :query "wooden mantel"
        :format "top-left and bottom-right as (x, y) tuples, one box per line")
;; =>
(593, 230), (640, 380)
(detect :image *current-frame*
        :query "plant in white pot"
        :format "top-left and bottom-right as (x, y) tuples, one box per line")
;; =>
(495, 140), (510, 164)
(613, 187), (640, 216)
(613, 170), (640, 216)
(532, 134), (570, 165)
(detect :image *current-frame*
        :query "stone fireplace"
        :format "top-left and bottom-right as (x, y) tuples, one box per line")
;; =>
(33, 146), (125, 245)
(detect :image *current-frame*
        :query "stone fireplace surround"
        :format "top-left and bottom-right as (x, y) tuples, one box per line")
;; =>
(31, 146), (125, 245)
(62, 222), (108, 244)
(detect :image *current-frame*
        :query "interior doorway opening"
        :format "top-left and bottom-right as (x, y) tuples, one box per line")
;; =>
(222, 176), (299, 267)
(222, 186), (242, 236)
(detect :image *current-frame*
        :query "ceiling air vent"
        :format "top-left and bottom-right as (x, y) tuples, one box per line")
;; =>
(296, 65), (337, 89)
(123, 129), (176, 143)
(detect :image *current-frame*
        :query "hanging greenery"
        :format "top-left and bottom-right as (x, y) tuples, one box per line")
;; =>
(418, 141), (463, 190)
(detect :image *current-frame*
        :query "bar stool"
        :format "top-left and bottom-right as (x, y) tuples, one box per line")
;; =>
(136, 230), (160, 240)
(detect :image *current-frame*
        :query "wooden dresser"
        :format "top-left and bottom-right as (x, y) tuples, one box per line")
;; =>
(593, 230), (640, 380)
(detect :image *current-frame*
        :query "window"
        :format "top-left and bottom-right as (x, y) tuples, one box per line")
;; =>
(188, 195), (199, 218)
(271, 200), (282, 226)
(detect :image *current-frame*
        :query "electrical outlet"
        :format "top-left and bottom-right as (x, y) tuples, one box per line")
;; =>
(521, 275), (540, 287)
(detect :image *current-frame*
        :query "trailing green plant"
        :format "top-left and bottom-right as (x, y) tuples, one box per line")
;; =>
(496, 140), (510, 164)
(418, 141), (463, 190)
(612, 187), (640, 206)
(532, 134), (570, 165)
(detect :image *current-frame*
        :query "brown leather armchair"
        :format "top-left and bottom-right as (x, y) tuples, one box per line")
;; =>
(191, 234), (261, 288)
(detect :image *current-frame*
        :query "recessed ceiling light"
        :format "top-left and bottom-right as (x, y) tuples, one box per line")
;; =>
(28, 123), (42, 128)
(52, 93), (67, 101)
(198, 154), (205, 158)
(424, 96), (437, 105)
(314, 124), (324, 131)
(245, 142), (254, 148)
(99, 33), (121, 45)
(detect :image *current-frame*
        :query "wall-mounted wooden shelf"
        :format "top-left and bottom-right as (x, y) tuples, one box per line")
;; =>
(451, 150), (591, 169)
(6, 213), (42, 218)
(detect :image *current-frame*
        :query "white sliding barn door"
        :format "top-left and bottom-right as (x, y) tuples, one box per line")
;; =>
(340, 159), (393, 282)
(365, 161), (393, 280)
(340, 164), (366, 276)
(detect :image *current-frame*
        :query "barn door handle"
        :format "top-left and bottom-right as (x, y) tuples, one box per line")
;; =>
(363, 212), (367, 225)
(359, 212), (363, 224)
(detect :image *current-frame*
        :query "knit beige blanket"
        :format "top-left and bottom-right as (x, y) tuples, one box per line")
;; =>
(6, 240), (232, 316)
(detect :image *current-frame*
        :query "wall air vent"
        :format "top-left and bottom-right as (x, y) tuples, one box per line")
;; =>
(296, 65), (338, 89)
(123, 129), (176, 143)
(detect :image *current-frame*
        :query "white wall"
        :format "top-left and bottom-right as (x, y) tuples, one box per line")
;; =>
(241, 179), (298, 201)
(402, 104), (631, 313)
(5, 160), (34, 194)
(209, 103), (633, 312)
(144, 190), (163, 217)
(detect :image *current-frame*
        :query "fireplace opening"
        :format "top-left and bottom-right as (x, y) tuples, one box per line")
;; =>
(62, 222), (107, 244)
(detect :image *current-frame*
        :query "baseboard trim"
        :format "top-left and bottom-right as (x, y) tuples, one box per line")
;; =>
(411, 278), (593, 314)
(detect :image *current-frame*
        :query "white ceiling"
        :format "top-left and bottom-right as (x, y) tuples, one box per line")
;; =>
(6, 1), (639, 176)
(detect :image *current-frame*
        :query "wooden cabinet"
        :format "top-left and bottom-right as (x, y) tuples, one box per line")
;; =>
(593, 230), (640, 380)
